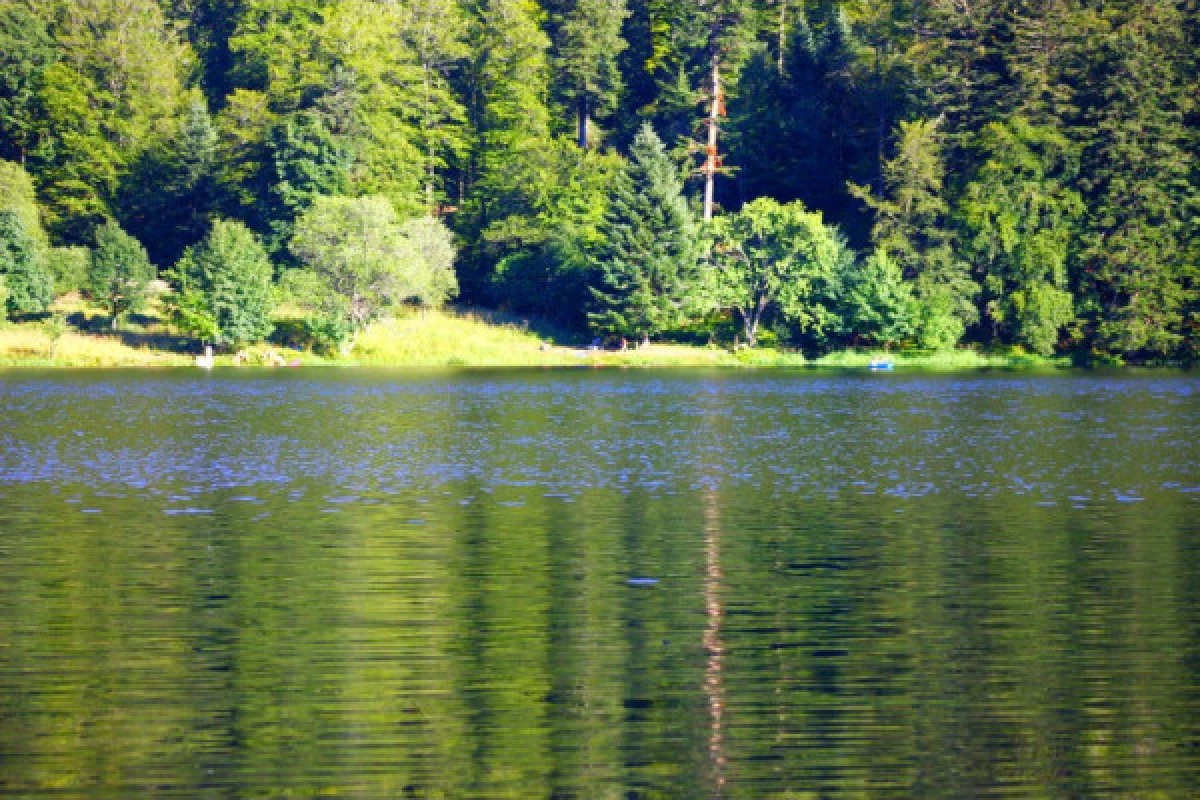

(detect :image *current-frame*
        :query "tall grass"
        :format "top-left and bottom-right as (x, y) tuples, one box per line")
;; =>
(0, 326), (190, 367)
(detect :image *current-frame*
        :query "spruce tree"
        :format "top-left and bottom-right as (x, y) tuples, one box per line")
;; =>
(1075, 2), (1197, 358)
(546, 0), (629, 148)
(170, 219), (275, 347)
(588, 124), (702, 340)
(0, 210), (53, 316)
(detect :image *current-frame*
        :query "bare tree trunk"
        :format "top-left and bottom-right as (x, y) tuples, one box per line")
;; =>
(703, 56), (722, 222)
(578, 97), (590, 150)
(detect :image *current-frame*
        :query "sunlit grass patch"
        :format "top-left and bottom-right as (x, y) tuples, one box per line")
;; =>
(0, 326), (189, 367)
(348, 310), (578, 367)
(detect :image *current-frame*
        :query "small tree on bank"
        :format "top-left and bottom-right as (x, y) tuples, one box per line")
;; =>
(169, 219), (275, 347)
(588, 123), (703, 342)
(843, 250), (918, 350)
(289, 195), (458, 329)
(708, 198), (844, 347)
(86, 221), (154, 329)
(0, 210), (53, 317)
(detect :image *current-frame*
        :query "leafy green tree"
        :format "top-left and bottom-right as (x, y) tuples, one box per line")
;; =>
(397, 0), (471, 209)
(31, 0), (193, 243)
(852, 118), (977, 349)
(707, 197), (845, 347)
(959, 118), (1081, 355)
(588, 124), (702, 340)
(456, 0), (559, 298)
(290, 196), (456, 328)
(86, 221), (154, 328)
(1074, 2), (1197, 358)
(0, 160), (48, 251)
(0, 210), (53, 315)
(842, 250), (917, 350)
(488, 144), (624, 327)
(398, 216), (459, 309)
(169, 219), (275, 346)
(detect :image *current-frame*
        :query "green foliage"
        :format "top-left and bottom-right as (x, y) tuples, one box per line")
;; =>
(86, 221), (154, 328)
(0, 0), (1194, 359)
(262, 110), (353, 254)
(548, 0), (629, 147)
(30, 0), (192, 243)
(120, 97), (219, 266)
(290, 196), (457, 328)
(0, 210), (53, 315)
(46, 247), (90, 297)
(842, 250), (918, 349)
(960, 118), (1082, 355)
(0, 3), (55, 163)
(0, 160), (48, 251)
(588, 124), (703, 338)
(852, 118), (978, 349)
(169, 219), (275, 346)
(708, 198), (845, 347)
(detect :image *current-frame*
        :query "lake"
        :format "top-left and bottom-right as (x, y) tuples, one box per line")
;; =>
(0, 369), (1197, 798)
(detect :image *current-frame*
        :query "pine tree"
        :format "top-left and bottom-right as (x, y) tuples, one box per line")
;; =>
(0, 210), (53, 316)
(589, 124), (703, 339)
(458, 0), (556, 295)
(1075, 2), (1197, 357)
(959, 118), (1082, 355)
(546, 0), (630, 148)
(0, 2), (55, 164)
(169, 218), (274, 346)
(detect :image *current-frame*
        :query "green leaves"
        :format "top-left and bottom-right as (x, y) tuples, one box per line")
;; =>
(86, 221), (154, 327)
(169, 220), (275, 347)
(0, 210), (52, 316)
(708, 197), (844, 347)
(289, 196), (458, 328)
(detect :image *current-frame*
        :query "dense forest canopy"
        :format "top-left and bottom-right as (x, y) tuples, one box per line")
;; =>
(0, 0), (1196, 360)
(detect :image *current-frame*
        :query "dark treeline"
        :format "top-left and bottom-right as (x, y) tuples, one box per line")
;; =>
(0, 0), (1196, 359)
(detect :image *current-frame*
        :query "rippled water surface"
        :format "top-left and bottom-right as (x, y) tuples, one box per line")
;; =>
(1, 369), (1198, 798)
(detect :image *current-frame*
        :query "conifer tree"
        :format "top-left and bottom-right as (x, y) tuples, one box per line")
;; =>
(588, 124), (703, 340)
(1074, 1), (1197, 357)
(0, 210), (53, 316)
(546, 0), (629, 148)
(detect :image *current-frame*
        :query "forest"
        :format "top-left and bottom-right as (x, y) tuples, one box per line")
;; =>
(0, 0), (1196, 361)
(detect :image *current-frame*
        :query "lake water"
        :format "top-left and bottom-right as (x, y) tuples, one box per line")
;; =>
(0, 369), (1197, 798)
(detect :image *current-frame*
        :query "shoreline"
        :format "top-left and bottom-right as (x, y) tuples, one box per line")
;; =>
(0, 310), (1171, 371)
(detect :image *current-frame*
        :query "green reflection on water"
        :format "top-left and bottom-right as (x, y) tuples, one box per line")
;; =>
(0, 371), (1196, 798)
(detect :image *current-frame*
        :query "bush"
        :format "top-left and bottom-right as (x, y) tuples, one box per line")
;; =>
(271, 314), (350, 356)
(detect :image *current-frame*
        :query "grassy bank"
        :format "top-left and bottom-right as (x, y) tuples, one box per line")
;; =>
(0, 306), (1075, 369)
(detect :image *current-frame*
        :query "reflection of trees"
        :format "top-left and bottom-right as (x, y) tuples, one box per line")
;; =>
(1, 479), (1199, 797)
